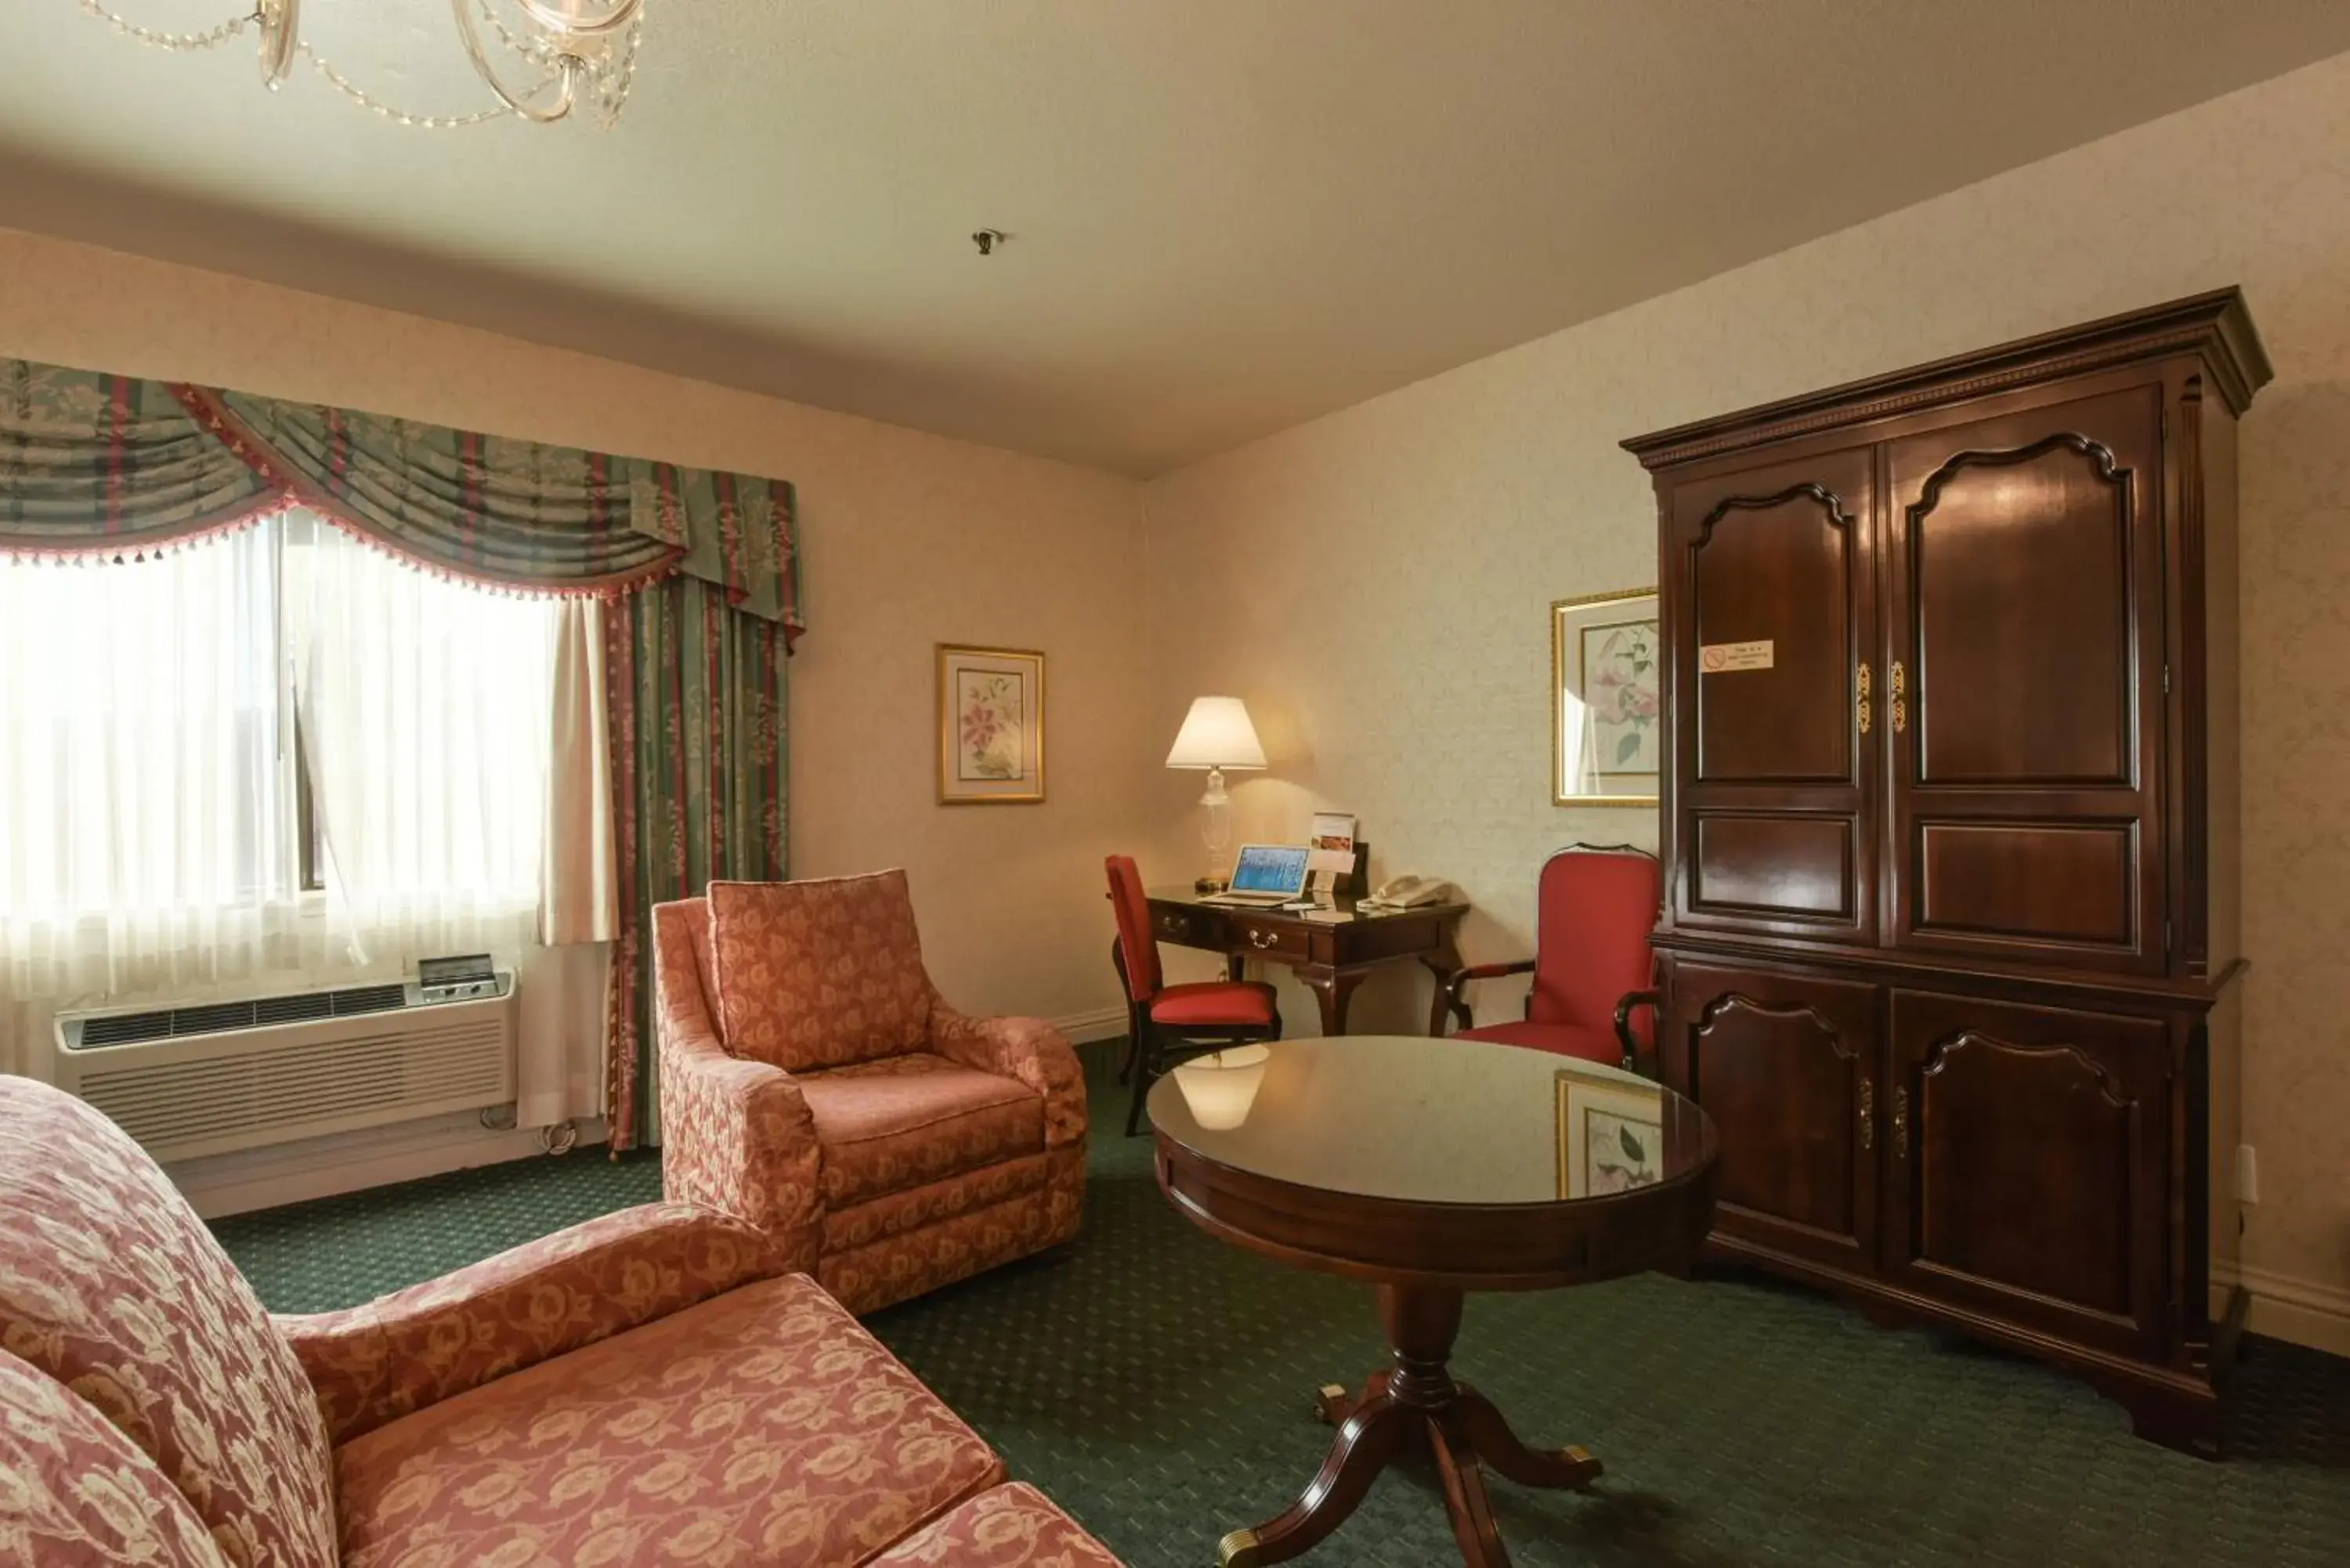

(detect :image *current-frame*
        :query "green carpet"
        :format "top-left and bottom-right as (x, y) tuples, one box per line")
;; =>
(213, 1048), (2348, 1567)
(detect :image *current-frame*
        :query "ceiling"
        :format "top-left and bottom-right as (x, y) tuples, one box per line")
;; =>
(6, 2), (2350, 475)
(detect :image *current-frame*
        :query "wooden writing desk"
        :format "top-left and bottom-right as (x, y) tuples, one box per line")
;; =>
(1144, 886), (1469, 1036)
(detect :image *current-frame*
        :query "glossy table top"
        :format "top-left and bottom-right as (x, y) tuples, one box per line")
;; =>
(1148, 1035), (1713, 1208)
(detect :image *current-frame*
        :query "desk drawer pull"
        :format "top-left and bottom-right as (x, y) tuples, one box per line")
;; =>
(1159, 915), (1188, 937)
(1248, 930), (1281, 950)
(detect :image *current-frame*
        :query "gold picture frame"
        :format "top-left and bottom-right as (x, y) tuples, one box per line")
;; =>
(936, 644), (1046, 804)
(1552, 587), (1661, 807)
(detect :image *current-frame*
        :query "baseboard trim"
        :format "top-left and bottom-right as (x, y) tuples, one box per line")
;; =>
(174, 1111), (609, 1220)
(1050, 1005), (1130, 1046)
(2211, 1260), (2350, 1358)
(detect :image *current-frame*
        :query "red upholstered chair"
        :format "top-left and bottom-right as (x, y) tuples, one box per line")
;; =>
(1439, 845), (1662, 1071)
(1105, 854), (1282, 1136)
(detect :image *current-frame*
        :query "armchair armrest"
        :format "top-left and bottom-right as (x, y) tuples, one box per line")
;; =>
(274, 1203), (782, 1444)
(660, 1028), (825, 1242)
(1614, 988), (1663, 1076)
(1438, 959), (1537, 1035)
(652, 896), (823, 1245)
(930, 1003), (1088, 1147)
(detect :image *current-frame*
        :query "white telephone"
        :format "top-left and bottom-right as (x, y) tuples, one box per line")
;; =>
(1365, 875), (1458, 909)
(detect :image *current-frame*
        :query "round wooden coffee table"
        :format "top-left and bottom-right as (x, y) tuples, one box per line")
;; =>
(1151, 1035), (1718, 1568)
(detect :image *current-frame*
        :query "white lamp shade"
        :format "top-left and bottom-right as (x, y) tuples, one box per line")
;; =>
(1171, 1044), (1273, 1129)
(1166, 696), (1267, 771)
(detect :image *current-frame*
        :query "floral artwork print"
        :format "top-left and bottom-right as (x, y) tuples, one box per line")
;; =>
(1583, 618), (1661, 773)
(938, 646), (1044, 804)
(1553, 590), (1659, 805)
(956, 670), (1027, 781)
(1584, 1107), (1663, 1194)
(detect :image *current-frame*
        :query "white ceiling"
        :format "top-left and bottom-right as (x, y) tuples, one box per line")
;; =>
(6, 2), (2350, 475)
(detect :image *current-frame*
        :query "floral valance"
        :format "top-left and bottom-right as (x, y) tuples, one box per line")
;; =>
(1, 356), (802, 637)
(0, 360), (276, 551)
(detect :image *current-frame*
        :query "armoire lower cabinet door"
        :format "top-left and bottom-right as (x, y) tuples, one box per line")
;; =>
(1661, 960), (1880, 1274)
(1880, 990), (2172, 1357)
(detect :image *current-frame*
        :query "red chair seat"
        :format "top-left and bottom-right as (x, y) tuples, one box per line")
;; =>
(1149, 980), (1278, 1029)
(1458, 1019), (1621, 1066)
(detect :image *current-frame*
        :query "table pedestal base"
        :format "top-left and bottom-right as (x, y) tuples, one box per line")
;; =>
(1218, 1285), (1601, 1568)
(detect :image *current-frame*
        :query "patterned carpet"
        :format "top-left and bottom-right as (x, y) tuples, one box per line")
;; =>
(213, 1047), (2350, 1568)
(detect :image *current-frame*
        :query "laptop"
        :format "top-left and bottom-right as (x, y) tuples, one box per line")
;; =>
(1201, 843), (1313, 906)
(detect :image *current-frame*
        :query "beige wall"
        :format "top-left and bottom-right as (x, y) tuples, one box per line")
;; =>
(1143, 53), (2350, 1335)
(0, 225), (1151, 1035)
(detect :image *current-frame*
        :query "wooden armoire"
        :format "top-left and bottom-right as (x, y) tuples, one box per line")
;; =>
(1622, 291), (2269, 1454)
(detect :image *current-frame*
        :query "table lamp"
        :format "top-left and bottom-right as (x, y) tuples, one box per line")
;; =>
(1166, 695), (1266, 891)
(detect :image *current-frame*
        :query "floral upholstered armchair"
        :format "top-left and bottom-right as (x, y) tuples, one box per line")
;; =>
(655, 868), (1089, 1315)
(0, 1074), (1123, 1567)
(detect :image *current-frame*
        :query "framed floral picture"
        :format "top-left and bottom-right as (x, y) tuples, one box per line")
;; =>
(1552, 587), (1660, 806)
(936, 644), (1046, 804)
(1554, 1064), (1667, 1199)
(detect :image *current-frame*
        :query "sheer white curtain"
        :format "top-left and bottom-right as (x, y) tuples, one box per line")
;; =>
(284, 516), (551, 944)
(284, 518), (607, 1127)
(0, 527), (295, 1008)
(2, 517), (609, 1125)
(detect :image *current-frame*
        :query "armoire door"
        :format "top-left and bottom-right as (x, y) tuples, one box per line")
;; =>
(1879, 989), (2172, 1358)
(1661, 959), (1880, 1274)
(1665, 445), (1877, 946)
(1882, 383), (2167, 974)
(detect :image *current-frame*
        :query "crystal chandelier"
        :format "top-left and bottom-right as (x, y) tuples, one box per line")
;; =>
(75, 1), (646, 128)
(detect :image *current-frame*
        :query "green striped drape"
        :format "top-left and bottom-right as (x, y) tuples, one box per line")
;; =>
(602, 573), (792, 1151)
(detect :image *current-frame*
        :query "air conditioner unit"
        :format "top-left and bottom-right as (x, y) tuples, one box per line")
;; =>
(52, 970), (518, 1162)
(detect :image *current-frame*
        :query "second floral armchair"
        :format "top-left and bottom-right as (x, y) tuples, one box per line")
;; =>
(653, 868), (1088, 1314)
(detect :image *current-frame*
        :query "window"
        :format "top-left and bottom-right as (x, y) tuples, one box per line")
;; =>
(0, 511), (559, 935)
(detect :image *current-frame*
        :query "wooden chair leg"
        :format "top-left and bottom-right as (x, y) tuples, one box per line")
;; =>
(1125, 1021), (1157, 1136)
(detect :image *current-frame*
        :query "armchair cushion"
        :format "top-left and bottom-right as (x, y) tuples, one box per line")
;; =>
(0, 1346), (231, 1568)
(273, 1203), (783, 1445)
(0, 1076), (338, 1568)
(1148, 979), (1278, 1028)
(710, 870), (938, 1072)
(800, 1055), (1047, 1208)
(1458, 1019), (1622, 1066)
(866, 1483), (1124, 1566)
(333, 1274), (1004, 1568)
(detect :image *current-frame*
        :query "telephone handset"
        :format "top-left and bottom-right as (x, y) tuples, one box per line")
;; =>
(1365, 875), (1457, 909)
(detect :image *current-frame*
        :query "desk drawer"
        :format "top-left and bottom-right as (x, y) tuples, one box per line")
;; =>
(1154, 905), (1213, 946)
(1230, 916), (1308, 961)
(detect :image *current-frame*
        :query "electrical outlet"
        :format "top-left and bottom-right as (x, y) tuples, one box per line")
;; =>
(2234, 1143), (2259, 1205)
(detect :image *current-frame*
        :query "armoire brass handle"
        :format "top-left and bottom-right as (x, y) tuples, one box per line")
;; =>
(1891, 660), (1908, 735)
(1856, 661), (1872, 735)
(1858, 1078), (1874, 1151)
(1893, 1086), (1910, 1159)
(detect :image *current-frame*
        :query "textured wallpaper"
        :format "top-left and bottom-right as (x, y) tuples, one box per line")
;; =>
(1144, 52), (2350, 1326)
(0, 226), (1153, 1035)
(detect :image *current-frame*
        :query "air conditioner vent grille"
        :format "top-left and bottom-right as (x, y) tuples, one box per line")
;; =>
(332, 984), (409, 1016)
(251, 992), (336, 1028)
(78, 1010), (177, 1049)
(67, 984), (418, 1050)
(74, 1019), (513, 1159)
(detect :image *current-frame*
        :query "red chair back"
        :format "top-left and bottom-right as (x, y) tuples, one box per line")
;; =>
(1104, 855), (1162, 1003)
(1526, 847), (1658, 1039)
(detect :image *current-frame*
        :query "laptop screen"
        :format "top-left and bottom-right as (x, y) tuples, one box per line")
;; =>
(1229, 844), (1311, 894)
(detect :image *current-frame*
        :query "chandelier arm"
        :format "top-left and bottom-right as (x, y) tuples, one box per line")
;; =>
(452, 0), (580, 122)
(511, 0), (643, 41)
